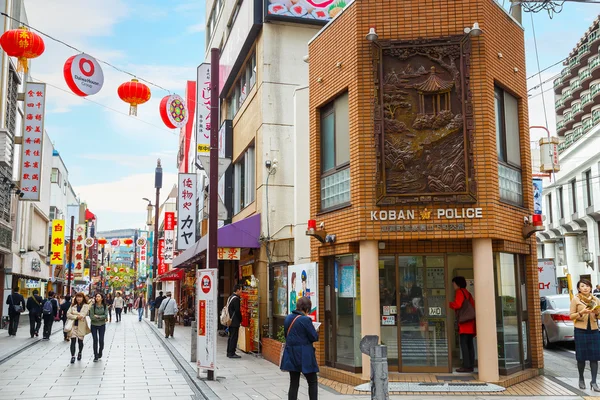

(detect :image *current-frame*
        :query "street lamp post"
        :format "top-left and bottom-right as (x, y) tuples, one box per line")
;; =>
(150, 159), (162, 321)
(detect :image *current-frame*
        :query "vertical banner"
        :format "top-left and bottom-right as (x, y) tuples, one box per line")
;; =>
(196, 63), (211, 161)
(20, 82), (46, 200)
(90, 238), (98, 278)
(197, 268), (217, 371)
(164, 211), (175, 264)
(50, 220), (65, 265)
(158, 239), (167, 275)
(73, 225), (86, 279)
(177, 174), (197, 250)
(138, 232), (148, 277)
(533, 178), (543, 215)
(287, 262), (319, 322)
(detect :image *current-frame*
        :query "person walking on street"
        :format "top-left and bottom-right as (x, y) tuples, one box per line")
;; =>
(105, 293), (113, 323)
(123, 296), (128, 314)
(113, 292), (124, 322)
(594, 284), (600, 295)
(134, 293), (145, 322)
(154, 291), (164, 328)
(158, 291), (178, 338)
(127, 296), (133, 313)
(60, 295), (72, 341)
(90, 293), (108, 362)
(280, 296), (319, 400)
(6, 287), (25, 336)
(570, 279), (600, 391)
(42, 291), (59, 340)
(66, 292), (91, 364)
(226, 285), (242, 358)
(26, 289), (43, 338)
(449, 276), (476, 373)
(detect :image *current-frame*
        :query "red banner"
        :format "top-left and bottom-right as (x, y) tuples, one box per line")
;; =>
(165, 212), (175, 231)
(198, 300), (206, 336)
(158, 239), (167, 275)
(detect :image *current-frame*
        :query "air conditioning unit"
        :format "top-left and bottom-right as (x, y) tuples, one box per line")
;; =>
(0, 128), (14, 167)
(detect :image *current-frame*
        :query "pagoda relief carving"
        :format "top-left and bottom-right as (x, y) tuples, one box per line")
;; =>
(373, 36), (476, 205)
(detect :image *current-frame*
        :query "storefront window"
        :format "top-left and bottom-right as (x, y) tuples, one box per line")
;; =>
(335, 255), (361, 367)
(379, 256), (397, 364)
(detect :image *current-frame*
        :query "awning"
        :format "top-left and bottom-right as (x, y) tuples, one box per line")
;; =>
(173, 213), (261, 269)
(156, 268), (185, 282)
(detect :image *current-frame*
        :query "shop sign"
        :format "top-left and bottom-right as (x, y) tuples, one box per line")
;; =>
(429, 307), (442, 316)
(370, 207), (483, 221)
(197, 268), (218, 371)
(382, 223), (466, 232)
(382, 315), (395, 325)
(138, 231), (148, 277)
(241, 264), (253, 277)
(288, 262), (318, 322)
(25, 279), (40, 288)
(265, 0), (341, 24)
(90, 238), (98, 278)
(158, 239), (167, 275)
(177, 174), (197, 250)
(217, 247), (240, 260)
(50, 219), (65, 265)
(19, 82), (46, 201)
(538, 259), (557, 296)
(196, 63), (210, 156)
(73, 225), (85, 279)
(164, 212), (175, 264)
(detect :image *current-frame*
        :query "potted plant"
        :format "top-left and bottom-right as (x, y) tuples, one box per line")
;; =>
(261, 325), (286, 366)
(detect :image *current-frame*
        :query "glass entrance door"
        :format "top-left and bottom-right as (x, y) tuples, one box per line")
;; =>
(398, 255), (449, 372)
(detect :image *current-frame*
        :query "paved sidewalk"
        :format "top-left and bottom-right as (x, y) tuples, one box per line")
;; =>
(0, 316), (64, 362)
(0, 312), (198, 400)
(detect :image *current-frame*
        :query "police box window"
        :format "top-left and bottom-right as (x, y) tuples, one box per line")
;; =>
(495, 86), (522, 206)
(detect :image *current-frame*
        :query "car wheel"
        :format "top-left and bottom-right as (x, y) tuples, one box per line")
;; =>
(542, 326), (553, 349)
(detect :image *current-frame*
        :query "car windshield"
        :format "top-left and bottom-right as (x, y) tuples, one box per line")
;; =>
(550, 297), (570, 310)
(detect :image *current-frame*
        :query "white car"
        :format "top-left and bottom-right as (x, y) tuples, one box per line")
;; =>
(541, 294), (574, 348)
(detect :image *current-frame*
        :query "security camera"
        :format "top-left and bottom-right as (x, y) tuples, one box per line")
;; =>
(38, 245), (44, 251)
(265, 160), (272, 169)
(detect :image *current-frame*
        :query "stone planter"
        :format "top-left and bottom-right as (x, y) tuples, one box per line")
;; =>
(261, 337), (284, 366)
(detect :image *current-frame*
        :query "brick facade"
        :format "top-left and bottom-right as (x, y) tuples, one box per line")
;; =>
(308, 0), (541, 376)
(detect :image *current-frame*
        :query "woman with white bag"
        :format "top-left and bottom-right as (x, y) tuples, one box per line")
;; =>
(65, 292), (91, 364)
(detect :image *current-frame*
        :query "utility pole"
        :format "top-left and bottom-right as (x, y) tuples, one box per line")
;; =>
(67, 215), (74, 296)
(151, 159), (162, 321)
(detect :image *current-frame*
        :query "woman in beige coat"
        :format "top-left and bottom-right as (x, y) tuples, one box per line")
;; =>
(66, 292), (91, 364)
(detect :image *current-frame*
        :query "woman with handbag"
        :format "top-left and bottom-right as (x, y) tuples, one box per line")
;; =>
(65, 292), (91, 364)
(280, 296), (319, 400)
(569, 278), (600, 391)
(89, 293), (108, 362)
(449, 276), (476, 373)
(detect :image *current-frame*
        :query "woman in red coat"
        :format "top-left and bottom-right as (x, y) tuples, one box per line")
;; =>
(449, 276), (476, 372)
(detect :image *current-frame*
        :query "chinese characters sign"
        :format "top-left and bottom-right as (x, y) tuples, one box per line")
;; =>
(196, 63), (210, 160)
(164, 211), (175, 264)
(90, 238), (98, 278)
(197, 269), (217, 371)
(19, 82), (46, 201)
(139, 231), (148, 277)
(50, 220), (65, 265)
(73, 224), (86, 279)
(217, 247), (240, 260)
(158, 239), (167, 275)
(177, 174), (197, 250)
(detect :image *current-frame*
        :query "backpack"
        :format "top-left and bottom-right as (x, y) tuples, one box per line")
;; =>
(42, 299), (53, 315)
(220, 296), (235, 326)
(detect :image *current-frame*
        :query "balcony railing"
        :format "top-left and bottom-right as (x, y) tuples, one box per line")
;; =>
(591, 56), (600, 70)
(574, 127), (584, 141)
(562, 68), (570, 78)
(557, 120), (565, 130)
(582, 93), (592, 106)
(589, 30), (599, 43)
(554, 77), (563, 90)
(558, 142), (566, 152)
(565, 112), (574, 122)
(555, 97), (565, 110)
(583, 118), (593, 131)
(561, 89), (572, 102)
(592, 84), (600, 96)
(580, 43), (591, 55)
(572, 103), (582, 114)
(593, 110), (600, 124)
(565, 134), (574, 146)
(570, 80), (582, 92)
(569, 57), (578, 68)
(580, 68), (592, 81)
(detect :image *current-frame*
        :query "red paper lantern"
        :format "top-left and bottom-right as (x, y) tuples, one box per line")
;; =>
(119, 268), (125, 272)
(117, 78), (151, 116)
(0, 27), (45, 73)
(123, 238), (133, 246)
(111, 239), (120, 247)
(98, 238), (107, 246)
(105, 266), (111, 272)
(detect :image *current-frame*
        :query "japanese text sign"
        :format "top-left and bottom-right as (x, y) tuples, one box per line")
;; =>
(177, 174), (197, 250)
(139, 231), (148, 277)
(158, 239), (167, 275)
(217, 247), (241, 260)
(90, 238), (98, 278)
(19, 82), (46, 201)
(50, 220), (65, 265)
(196, 63), (210, 158)
(164, 212), (175, 264)
(197, 269), (217, 371)
(73, 224), (86, 279)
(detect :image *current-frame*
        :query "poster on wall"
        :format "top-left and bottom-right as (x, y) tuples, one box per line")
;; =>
(288, 262), (318, 321)
(538, 259), (558, 296)
(273, 264), (288, 316)
(197, 269), (218, 371)
(533, 179), (543, 215)
(265, 0), (346, 23)
(339, 265), (355, 298)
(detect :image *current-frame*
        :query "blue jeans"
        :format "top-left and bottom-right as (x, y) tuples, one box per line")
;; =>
(138, 308), (143, 321)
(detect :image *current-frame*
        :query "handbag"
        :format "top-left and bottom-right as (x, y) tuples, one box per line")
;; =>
(457, 289), (476, 323)
(64, 319), (74, 333)
(279, 315), (301, 369)
(10, 295), (23, 313)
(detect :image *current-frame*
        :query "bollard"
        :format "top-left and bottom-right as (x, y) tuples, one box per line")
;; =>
(360, 335), (389, 400)
(191, 323), (197, 362)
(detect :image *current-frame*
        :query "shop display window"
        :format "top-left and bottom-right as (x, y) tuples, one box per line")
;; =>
(335, 255), (361, 367)
(379, 256), (398, 364)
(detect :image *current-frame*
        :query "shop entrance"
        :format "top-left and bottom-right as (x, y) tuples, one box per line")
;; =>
(379, 254), (474, 373)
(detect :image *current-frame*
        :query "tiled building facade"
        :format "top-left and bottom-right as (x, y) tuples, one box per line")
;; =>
(307, 0), (540, 383)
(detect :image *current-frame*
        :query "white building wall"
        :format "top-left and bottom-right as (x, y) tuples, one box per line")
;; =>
(293, 86), (310, 264)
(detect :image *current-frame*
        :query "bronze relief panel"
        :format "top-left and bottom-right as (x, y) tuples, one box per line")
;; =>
(374, 37), (475, 205)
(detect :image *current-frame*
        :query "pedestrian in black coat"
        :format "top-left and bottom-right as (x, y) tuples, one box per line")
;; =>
(226, 284), (242, 358)
(26, 289), (43, 338)
(60, 295), (72, 341)
(6, 287), (25, 336)
(42, 291), (59, 340)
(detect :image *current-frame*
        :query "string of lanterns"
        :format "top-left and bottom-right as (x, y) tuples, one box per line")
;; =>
(0, 26), (189, 129)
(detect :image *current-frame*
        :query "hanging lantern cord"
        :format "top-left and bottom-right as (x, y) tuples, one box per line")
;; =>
(130, 104), (137, 116)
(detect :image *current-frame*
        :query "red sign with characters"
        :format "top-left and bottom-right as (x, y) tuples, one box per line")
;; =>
(198, 300), (206, 336)
(158, 239), (167, 275)
(201, 275), (211, 294)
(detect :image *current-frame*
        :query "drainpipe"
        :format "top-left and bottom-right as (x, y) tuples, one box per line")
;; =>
(510, 0), (522, 24)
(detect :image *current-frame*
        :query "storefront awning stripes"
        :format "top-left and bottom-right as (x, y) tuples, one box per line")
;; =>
(156, 268), (185, 282)
(173, 213), (261, 269)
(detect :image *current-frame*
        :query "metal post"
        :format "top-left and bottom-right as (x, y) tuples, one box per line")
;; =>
(360, 335), (389, 400)
(206, 47), (220, 382)
(191, 323), (197, 362)
(151, 160), (162, 321)
(67, 215), (74, 296)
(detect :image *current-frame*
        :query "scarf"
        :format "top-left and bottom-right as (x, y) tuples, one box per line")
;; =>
(578, 292), (596, 308)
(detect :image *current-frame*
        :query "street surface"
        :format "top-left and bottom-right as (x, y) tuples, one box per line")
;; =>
(0, 313), (598, 399)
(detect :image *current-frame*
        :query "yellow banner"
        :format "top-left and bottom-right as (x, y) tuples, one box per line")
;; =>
(50, 220), (65, 265)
